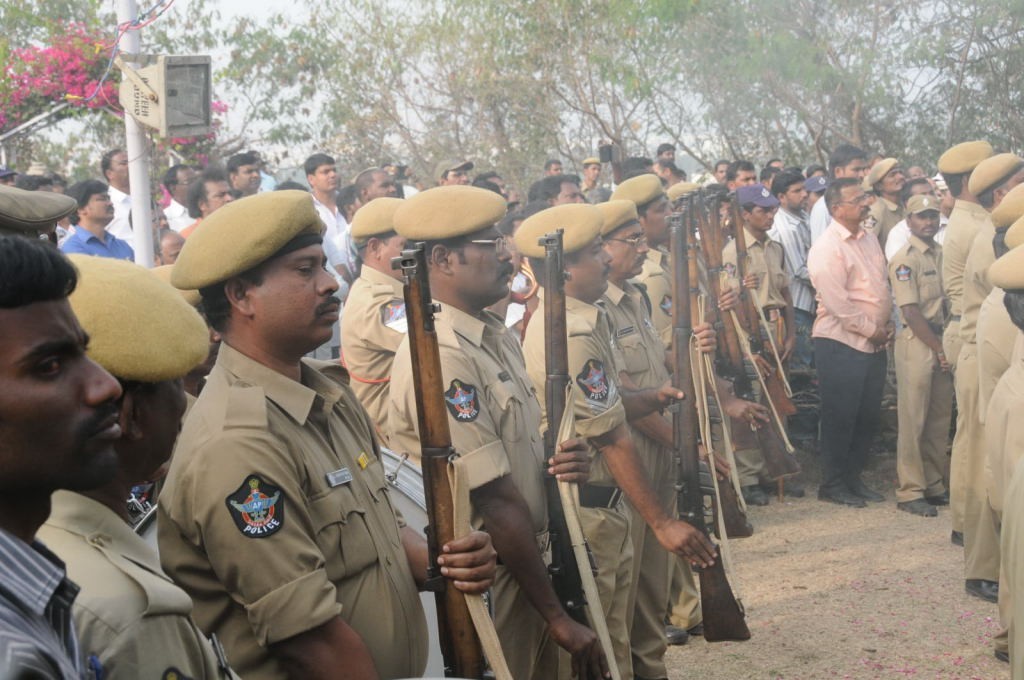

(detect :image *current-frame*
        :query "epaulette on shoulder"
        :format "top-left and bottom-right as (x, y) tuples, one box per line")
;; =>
(223, 384), (269, 429)
(311, 359), (353, 387)
(567, 313), (593, 338)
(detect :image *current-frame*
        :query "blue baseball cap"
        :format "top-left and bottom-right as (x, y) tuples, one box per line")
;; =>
(804, 175), (828, 193)
(737, 183), (779, 208)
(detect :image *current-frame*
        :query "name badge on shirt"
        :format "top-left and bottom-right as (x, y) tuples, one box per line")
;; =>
(326, 468), (354, 487)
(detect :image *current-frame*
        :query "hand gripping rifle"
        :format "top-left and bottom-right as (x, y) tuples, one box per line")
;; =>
(670, 202), (751, 642)
(539, 230), (590, 626)
(395, 243), (487, 678)
(697, 193), (799, 481)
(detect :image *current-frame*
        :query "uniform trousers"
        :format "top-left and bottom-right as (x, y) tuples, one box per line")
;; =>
(580, 504), (634, 680)
(943, 319), (965, 533)
(894, 331), (954, 503)
(814, 338), (886, 493)
(1000, 458), (1024, 676)
(952, 345), (1000, 582)
(492, 565), (558, 680)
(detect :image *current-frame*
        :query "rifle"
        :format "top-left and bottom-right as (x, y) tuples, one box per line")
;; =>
(696, 193), (800, 480)
(539, 230), (591, 626)
(669, 203), (751, 643)
(395, 243), (487, 678)
(729, 196), (797, 418)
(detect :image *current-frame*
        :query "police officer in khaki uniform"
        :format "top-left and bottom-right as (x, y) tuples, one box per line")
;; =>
(339, 197), (407, 435)
(953, 153), (1024, 603)
(722, 183), (796, 506)
(863, 158), (906, 250)
(519, 203), (718, 680)
(36, 256), (232, 679)
(938, 140), (994, 543)
(159, 191), (496, 680)
(0, 182), (78, 240)
(386, 186), (607, 680)
(887, 195), (954, 517)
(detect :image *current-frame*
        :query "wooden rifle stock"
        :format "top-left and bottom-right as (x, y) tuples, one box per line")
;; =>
(669, 213), (751, 643)
(540, 230), (590, 626)
(395, 244), (487, 678)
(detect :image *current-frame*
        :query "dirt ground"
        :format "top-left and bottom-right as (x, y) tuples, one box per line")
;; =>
(665, 444), (1008, 680)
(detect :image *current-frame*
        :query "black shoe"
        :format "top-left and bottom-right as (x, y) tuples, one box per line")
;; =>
(925, 491), (950, 506)
(897, 499), (938, 517)
(965, 579), (999, 603)
(951, 530), (964, 547)
(664, 624), (689, 646)
(995, 649), (1009, 663)
(818, 487), (867, 507)
(687, 622), (704, 637)
(741, 484), (770, 506)
(847, 478), (885, 503)
(762, 479), (806, 498)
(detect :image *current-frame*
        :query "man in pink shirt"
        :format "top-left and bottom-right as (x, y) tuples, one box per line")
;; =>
(808, 177), (894, 507)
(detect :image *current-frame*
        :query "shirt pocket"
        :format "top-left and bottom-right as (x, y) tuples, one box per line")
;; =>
(617, 331), (649, 377)
(918, 269), (942, 302)
(308, 482), (379, 580)
(485, 378), (523, 444)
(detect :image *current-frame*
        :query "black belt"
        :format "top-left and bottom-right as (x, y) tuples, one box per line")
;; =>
(929, 322), (944, 336)
(578, 485), (622, 509)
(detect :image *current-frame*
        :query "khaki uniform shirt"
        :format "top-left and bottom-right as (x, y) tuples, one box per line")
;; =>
(633, 248), (673, 348)
(959, 217), (996, 344)
(158, 343), (426, 680)
(602, 281), (670, 473)
(523, 293), (627, 486)
(864, 196), (904, 251)
(339, 266), (407, 434)
(978, 288), (1018, 422)
(942, 200), (990, 319)
(888, 236), (946, 328)
(722, 228), (789, 309)
(38, 492), (235, 680)
(388, 304), (547, 533)
(987, 335), (1024, 515)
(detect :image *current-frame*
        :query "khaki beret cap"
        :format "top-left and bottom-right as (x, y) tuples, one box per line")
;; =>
(597, 200), (640, 236)
(989, 243), (1024, 290)
(171, 190), (324, 289)
(393, 186), (506, 241)
(863, 158), (899, 190)
(152, 265), (202, 307)
(1005, 214), (1024, 251)
(991, 184), (1024, 229)
(666, 182), (700, 202)
(582, 157), (601, 167)
(434, 159), (473, 181)
(351, 197), (404, 245)
(937, 141), (993, 175)
(906, 194), (941, 215)
(611, 174), (665, 207)
(0, 184), (77, 235)
(68, 256), (210, 382)
(513, 204), (603, 258)
(968, 153), (1024, 196)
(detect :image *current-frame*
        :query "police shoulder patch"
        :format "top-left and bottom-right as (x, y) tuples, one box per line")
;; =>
(576, 358), (611, 403)
(659, 294), (672, 315)
(381, 300), (408, 333)
(225, 475), (285, 538)
(895, 264), (912, 282)
(444, 379), (480, 422)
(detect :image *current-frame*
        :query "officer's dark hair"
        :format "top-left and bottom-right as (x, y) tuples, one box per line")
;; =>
(759, 165), (780, 183)
(805, 163), (826, 178)
(941, 171), (967, 198)
(200, 265), (266, 333)
(14, 175), (52, 191)
(187, 168), (230, 219)
(824, 177), (861, 213)
(726, 160), (755, 182)
(1004, 290), (1024, 332)
(338, 184), (360, 217)
(472, 178), (503, 196)
(827, 144), (867, 178)
(620, 157), (654, 181)
(100, 148), (124, 181)
(66, 180), (109, 226)
(227, 152), (260, 175)
(900, 178), (932, 207)
(656, 143), (675, 156)
(530, 175), (580, 203)
(544, 158), (562, 171)
(275, 180), (308, 191)
(162, 164), (192, 192)
(0, 234), (77, 308)
(304, 153), (335, 178)
(771, 170), (805, 198)
(636, 190), (667, 219)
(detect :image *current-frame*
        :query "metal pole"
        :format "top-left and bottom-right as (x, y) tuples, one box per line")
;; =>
(117, 0), (155, 268)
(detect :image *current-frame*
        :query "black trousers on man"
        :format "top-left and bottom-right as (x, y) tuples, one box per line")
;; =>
(814, 337), (887, 493)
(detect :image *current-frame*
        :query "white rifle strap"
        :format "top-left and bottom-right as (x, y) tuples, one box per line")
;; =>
(449, 461), (514, 680)
(556, 384), (622, 680)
